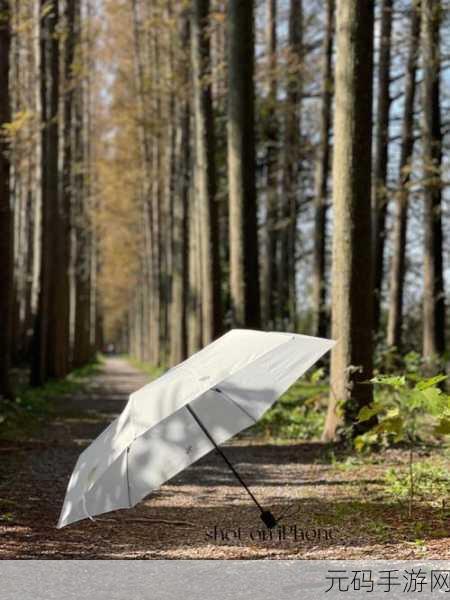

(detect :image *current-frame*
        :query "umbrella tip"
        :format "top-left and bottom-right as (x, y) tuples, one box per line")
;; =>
(260, 510), (277, 529)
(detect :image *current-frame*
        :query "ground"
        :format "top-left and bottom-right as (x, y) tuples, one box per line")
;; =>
(0, 358), (448, 559)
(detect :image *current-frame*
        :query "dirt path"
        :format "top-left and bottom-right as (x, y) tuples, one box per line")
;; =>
(0, 357), (448, 559)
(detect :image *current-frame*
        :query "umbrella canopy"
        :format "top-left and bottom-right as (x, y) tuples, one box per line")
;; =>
(57, 329), (334, 528)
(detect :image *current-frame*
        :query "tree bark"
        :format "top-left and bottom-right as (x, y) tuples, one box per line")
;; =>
(191, 0), (222, 345)
(227, 0), (260, 329)
(188, 168), (203, 355)
(72, 1), (91, 368)
(47, 0), (75, 378)
(372, 0), (393, 334)
(31, 0), (60, 385)
(170, 14), (190, 366)
(386, 3), (420, 349)
(0, 0), (13, 398)
(150, 8), (162, 365)
(261, 0), (278, 328)
(323, 0), (375, 442)
(421, 0), (445, 359)
(311, 0), (334, 338)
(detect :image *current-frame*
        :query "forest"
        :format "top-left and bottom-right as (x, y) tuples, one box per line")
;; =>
(0, 0), (449, 559)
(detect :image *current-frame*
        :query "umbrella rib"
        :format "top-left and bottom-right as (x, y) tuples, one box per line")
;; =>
(213, 388), (258, 424)
(126, 447), (132, 508)
(185, 404), (265, 515)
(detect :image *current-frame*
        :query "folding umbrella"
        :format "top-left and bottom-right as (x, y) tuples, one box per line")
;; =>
(57, 329), (334, 529)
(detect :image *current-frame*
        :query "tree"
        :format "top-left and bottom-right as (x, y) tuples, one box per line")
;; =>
(191, 0), (222, 345)
(386, 2), (421, 350)
(47, 0), (76, 377)
(73, 0), (93, 368)
(372, 0), (393, 334)
(311, 0), (334, 338)
(421, 0), (445, 359)
(227, 0), (260, 328)
(323, 0), (375, 441)
(261, 0), (278, 328)
(170, 13), (190, 366)
(131, 0), (153, 364)
(0, 0), (13, 398)
(279, 0), (302, 331)
(31, 0), (60, 385)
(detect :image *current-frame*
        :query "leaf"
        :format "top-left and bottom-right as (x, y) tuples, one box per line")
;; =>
(410, 386), (447, 412)
(414, 374), (447, 391)
(311, 367), (324, 384)
(434, 419), (450, 436)
(385, 407), (400, 419)
(354, 432), (378, 453)
(357, 403), (383, 423)
(370, 375), (406, 389)
(376, 416), (404, 436)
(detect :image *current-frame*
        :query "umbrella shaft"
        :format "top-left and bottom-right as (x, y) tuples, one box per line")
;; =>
(186, 405), (265, 514)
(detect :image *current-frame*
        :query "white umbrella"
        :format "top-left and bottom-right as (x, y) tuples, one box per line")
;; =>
(57, 329), (334, 529)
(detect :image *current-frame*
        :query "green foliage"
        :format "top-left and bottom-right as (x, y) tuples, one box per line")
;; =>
(384, 460), (450, 506)
(0, 359), (102, 441)
(249, 378), (329, 440)
(354, 372), (450, 452)
(127, 356), (166, 379)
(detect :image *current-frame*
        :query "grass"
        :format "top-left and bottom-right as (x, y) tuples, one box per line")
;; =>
(0, 359), (102, 441)
(127, 356), (166, 380)
(384, 458), (450, 506)
(249, 379), (329, 440)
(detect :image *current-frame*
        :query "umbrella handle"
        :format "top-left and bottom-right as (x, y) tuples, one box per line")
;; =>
(260, 510), (277, 529)
(186, 405), (278, 529)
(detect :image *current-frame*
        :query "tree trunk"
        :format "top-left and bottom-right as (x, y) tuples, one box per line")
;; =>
(191, 0), (222, 345)
(31, 0), (60, 385)
(421, 0), (445, 359)
(372, 0), (393, 334)
(188, 167), (203, 355)
(261, 0), (278, 328)
(131, 0), (153, 364)
(47, 0), (75, 378)
(170, 14), (190, 366)
(227, 0), (260, 329)
(150, 12), (162, 365)
(73, 2), (91, 368)
(0, 0), (13, 398)
(311, 0), (334, 338)
(323, 0), (375, 442)
(386, 3), (420, 349)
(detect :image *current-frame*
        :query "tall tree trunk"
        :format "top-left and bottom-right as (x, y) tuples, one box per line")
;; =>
(372, 0), (393, 334)
(323, 0), (375, 442)
(311, 0), (334, 338)
(31, 0), (42, 331)
(159, 2), (175, 364)
(387, 3), (420, 349)
(188, 168), (203, 354)
(421, 0), (445, 359)
(131, 0), (154, 364)
(170, 14), (190, 366)
(150, 8), (162, 365)
(227, 0), (260, 329)
(73, 2), (91, 368)
(31, 0), (60, 385)
(0, 0), (13, 398)
(261, 0), (278, 328)
(279, 0), (302, 331)
(191, 0), (222, 345)
(47, 0), (75, 378)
